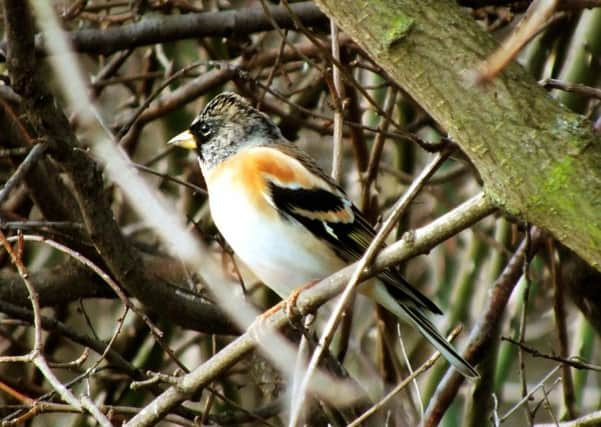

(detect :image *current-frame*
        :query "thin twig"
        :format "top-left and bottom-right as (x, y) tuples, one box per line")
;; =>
(0, 229), (90, 415)
(133, 162), (207, 195)
(126, 193), (495, 427)
(518, 231), (534, 423)
(0, 231), (43, 363)
(361, 87), (398, 209)
(548, 239), (577, 418)
(501, 337), (601, 372)
(500, 366), (561, 423)
(288, 151), (451, 427)
(330, 21), (344, 182)
(3, 234), (193, 374)
(5, 234), (163, 338)
(0, 220), (84, 230)
(471, 0), (559, 83)
(347, 326), (463, 427)
(535, 408), (601, 427)
(280, 0), (408, 136)
(48, 348), (89, 369)
(117, 60), (211, 139)
(424, 228), (544, 427)
(0, 143), (48, 205)
(540, 78), (601, 100)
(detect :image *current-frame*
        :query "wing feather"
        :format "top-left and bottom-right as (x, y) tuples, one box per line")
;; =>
(261, 143), (441, 314)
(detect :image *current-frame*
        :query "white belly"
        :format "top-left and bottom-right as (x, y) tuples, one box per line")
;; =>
(208, 181), (345, 297)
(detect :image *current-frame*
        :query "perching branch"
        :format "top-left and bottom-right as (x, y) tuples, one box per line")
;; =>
(126, 192), (495, 427)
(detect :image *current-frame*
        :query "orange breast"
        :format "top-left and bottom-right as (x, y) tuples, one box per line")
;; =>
(205, 147), (314, 212)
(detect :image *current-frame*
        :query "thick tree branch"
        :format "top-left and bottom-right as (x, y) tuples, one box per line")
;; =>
(312, 0), (601, 271)
(0, 259), (111, 306)
(2, 0), (236, 336)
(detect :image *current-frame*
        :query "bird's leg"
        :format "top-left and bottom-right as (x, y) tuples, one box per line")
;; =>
(250, 279), (320, 333)
(259, 298), (288, 320)
(282, 279), (320, 321)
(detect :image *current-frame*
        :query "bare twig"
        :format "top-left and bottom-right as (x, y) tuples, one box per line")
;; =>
(347, 326), (463, 427)
(0, 228), (101, 419)
(518, 232), (534, 423)
(133, 162), (207, 195)
(0, 220), (84, 230)
(424, 228), (544, 427)
(126, 193), (495, 426)
(329, 21), (344, 182)
(501, 336), (601, 372)
(361, 87), (398, 209)
(541, 78), (601, 100)
(548, 239), (577, 418)
(0, 143), (48, 205)
(16, 2), (328, 56)
(0, 298), (137, 374)
(470, 0), (559, 83)
(288, 151), (451, 426)
(535, 408), (601, 427)
(0, 231), (43, 362)
(117, 60), (210, 139)
(500, 366), (561, 423)
(2, 234), (193, 373)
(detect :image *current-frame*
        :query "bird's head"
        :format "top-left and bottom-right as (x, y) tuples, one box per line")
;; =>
(168, 92), (282, 171)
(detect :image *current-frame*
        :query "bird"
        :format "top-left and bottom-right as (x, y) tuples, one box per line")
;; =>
(167, 92), (478, 379)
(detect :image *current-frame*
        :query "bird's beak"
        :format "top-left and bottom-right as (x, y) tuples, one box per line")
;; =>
(167, 130), (197, 150)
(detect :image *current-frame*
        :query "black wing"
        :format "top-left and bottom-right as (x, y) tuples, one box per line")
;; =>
(268, 181), (442, 314)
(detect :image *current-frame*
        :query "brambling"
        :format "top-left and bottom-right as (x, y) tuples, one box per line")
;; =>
(168, 92), (478, 379)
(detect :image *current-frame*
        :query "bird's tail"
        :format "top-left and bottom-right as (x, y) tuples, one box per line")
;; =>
(369, 282), (479, 379)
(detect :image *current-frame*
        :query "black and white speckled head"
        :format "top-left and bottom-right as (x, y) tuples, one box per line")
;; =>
(168, 92), (283, 172)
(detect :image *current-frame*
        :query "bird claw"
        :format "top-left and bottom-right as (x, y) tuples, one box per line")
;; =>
(282, 279), (320, 327)
(250, 280), (319, 337)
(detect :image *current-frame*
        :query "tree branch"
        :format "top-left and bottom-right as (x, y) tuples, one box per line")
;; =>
(424, 228), (544, 426)
(126, 192), (495, 426)
(2, 0), (236, 336)
(0, 2), (328, 57)
(312, 0), (601, 271)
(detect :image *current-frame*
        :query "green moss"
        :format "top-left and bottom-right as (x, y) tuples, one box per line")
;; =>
(531, 156), (601, 268)
(383, 14), (414, 49)
(522, 156), (574, 221)
(544, 156), (574, 194)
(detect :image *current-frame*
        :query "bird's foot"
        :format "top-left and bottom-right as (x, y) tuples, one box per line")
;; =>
(282, 279), (320, 324)
(250, 279), (320, 336)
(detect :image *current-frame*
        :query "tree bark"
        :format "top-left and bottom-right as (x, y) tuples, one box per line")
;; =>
(314, 0), (601, 271)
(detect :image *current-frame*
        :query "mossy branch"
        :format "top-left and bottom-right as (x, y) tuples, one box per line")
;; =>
(314, 0), (601, 270)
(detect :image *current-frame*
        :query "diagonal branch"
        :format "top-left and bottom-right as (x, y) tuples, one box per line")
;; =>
(312, 0), (601, 272)
(424, 227), (544, 426)
(126, 192), (495, 427)
(2, 0), (236, 335)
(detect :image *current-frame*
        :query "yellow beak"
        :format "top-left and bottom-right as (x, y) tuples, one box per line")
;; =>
(167, 129), (197, 150)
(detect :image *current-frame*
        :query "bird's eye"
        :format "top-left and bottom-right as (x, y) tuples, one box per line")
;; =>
(192, 121), (213, 141)
(199, 123), (211, 137)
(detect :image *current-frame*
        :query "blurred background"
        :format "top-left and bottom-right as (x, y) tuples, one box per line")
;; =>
(1, 1), (601, 426)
